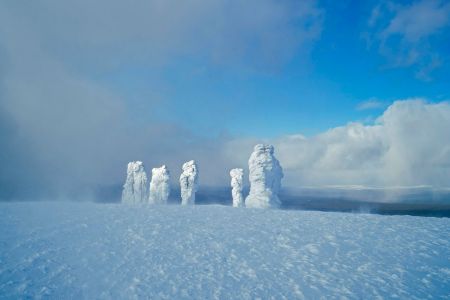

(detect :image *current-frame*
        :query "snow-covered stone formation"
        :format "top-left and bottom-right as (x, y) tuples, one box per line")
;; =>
(149, 165), (170, 205)
(122, 161), (148, 204)
(245, 144), (283, 209)
(179, 160), (199, 205)
(230, 168), (244, 207)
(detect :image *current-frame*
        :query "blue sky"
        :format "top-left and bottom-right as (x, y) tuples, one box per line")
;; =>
(1, 0), (450, 198)
(89, 0), (450, 138)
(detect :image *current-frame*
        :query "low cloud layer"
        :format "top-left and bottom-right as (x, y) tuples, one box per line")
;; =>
(269, 99), (450, 188)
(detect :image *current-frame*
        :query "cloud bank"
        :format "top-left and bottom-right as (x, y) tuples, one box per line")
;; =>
(270, 99), (450, 188)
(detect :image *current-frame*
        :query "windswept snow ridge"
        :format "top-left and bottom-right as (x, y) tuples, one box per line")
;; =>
(230, 168), (244, 207)
(149, 165), (170, 205)
(180, 160), (198, 205)
(121, 161), (148, 204)
(245, 144), (283, 208)
(0, 203), (449, 299)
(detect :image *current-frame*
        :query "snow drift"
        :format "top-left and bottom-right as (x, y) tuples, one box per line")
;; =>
(230, 168), (244, 207)
(180, 160), (199, 205)
(245, 144), (283, 208)
(121, 161), (148, 204)
(149, 165), (170, 205)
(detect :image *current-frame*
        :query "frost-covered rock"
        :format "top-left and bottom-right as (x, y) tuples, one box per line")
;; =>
(149, 165), (170, 205)
(122, 161), (148, 204)
(230, 168), (244, 207)
(180, 160), (199, 205)
(245, 144), (283, 209)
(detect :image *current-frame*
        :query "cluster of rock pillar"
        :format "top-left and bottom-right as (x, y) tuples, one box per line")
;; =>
(121, 161), (198, 205)
(121, 144), (283, 208)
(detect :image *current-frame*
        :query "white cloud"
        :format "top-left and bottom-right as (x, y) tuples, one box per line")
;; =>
(213, 100), (450, 190)
(381, 0), (450, 42)
(368, 0), (450, 79)
(228, 100), (450, 188)
(357, 99), (389, 110)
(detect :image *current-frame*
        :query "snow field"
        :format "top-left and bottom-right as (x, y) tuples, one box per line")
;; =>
(0, 202), (449, 299)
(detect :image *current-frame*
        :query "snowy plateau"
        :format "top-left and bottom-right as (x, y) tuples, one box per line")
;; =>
(1, 202), (449, 299)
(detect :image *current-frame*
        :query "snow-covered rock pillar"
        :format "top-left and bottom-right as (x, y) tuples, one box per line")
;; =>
(149, 165), (170, 205)
(230, 168), (244, 207)
(180, 160), (199, 205)
(245, 144), (283, 209)
(122, 161), (148, 204)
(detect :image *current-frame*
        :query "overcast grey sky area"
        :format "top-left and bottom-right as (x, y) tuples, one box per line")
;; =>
(1, 0), (450, 202)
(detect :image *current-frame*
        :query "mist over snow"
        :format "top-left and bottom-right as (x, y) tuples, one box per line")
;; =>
(2, 97), (450, 202)
(0, 0), (321, 200)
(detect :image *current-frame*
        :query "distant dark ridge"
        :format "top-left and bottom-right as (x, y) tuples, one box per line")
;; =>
(279, 188), (450, 218)
(90, 185), (450, 218)
(280, 196), (450, 218)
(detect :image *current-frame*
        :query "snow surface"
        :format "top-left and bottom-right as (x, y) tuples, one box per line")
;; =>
(149, 165), (170, 205)
(230, 168), (244, 208)
(1, 202), (449, 299)
(180, 160), (198, 205)
(246, 144), (284, 209)
(122, 161), (148, 204)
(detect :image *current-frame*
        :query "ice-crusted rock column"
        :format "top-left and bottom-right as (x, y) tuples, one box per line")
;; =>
(149, 165), (170, 205)
(230, 168), (244, 207)
(122, 161), (148, 204)
(179, 160), (199, 205)
(245, 144), (283, 209)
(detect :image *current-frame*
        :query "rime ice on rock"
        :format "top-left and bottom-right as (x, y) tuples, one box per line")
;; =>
(245, 144), (283, 209)
(149, 165), (170, 205)
(180, 160), (199, 205)
(122, 161), (148, 204)
(230, 168), (244, 207)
